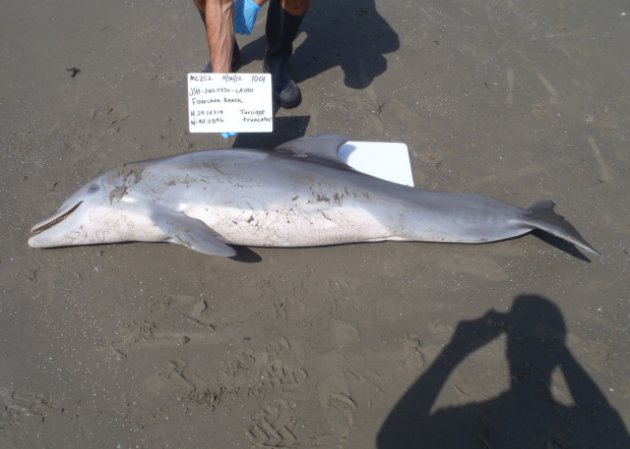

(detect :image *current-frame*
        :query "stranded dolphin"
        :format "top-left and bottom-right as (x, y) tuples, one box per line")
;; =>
(28, 135), (598, 257)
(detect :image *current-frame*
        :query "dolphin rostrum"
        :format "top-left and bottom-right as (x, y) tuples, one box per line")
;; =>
(28, 135), (598, 257)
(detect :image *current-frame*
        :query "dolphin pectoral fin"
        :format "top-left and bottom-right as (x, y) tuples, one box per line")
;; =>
(521, 201), (600, 256)
(275, 134), (350, 167)
(150, 209), (236, 257)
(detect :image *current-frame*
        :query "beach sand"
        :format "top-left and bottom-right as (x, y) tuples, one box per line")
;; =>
(1, 1), (629, 447)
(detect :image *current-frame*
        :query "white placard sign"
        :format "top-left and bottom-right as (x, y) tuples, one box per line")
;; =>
(341, 142), (415, 187)
(188, 73), (273, 133)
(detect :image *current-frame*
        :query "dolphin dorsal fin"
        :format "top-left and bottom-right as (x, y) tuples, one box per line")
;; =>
(274, 134), (349, 167)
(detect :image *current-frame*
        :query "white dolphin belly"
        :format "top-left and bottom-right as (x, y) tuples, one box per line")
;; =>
(187, 204), (392, 247)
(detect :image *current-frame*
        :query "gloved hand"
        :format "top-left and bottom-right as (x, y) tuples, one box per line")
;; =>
(221, 132), (238, 139)
(234, 0), (261, 35)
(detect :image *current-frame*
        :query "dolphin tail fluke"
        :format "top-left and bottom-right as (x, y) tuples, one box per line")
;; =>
(521, 201), (599, 256)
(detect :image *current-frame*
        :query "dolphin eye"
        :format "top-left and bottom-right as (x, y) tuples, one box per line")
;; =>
(88, 184), (100, 193)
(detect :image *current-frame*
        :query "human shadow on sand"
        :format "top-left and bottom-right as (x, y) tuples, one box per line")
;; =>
(377, 294), (630, 449)
(239, 0), (399, 89)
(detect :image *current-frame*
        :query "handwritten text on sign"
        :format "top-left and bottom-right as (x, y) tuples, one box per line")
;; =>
(188, 73), (273, 133)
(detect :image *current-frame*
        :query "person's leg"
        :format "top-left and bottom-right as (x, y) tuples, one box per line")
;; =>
(192, 0), (206, 17)
(264, 0), (310, 108)
(193, 0), (240, 72)
(281, 0), (309, 15)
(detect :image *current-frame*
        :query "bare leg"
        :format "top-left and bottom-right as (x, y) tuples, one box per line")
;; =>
(193, 0), (235, 72)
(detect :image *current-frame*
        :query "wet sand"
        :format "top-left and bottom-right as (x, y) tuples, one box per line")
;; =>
(1, 1), (629, 448)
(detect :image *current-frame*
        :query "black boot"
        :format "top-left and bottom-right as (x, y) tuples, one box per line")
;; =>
(264, 0), (305, 108)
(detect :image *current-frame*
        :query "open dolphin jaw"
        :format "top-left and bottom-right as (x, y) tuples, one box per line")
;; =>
(31, 201), (83, 235)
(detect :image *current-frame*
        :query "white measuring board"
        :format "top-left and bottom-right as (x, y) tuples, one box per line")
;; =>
(340, 141), (415, 187)
(188, 73), (273, 133)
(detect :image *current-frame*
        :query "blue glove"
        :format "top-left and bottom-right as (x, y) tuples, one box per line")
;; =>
(234, 0), (261, 35)
(221, 132), (238, 139)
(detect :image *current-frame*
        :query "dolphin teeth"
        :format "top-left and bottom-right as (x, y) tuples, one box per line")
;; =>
(31, 202), (82, 235)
